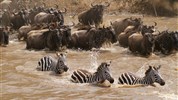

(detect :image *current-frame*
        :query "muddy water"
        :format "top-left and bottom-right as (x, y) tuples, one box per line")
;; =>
(1, 15), (178, 100)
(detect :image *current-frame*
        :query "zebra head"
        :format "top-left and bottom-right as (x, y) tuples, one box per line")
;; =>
(145, 65), (165, 86)
(97, 61), (114, 83)
(55, 52), (69, 74)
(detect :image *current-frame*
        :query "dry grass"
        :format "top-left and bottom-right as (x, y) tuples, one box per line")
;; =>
(1, 0), (178, 16)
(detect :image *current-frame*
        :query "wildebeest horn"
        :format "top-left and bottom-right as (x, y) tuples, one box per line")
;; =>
(110, 21), (113, 25)
(157, 65), (161, 70)
(91, 2), (95, 7)
(103, 25), (105, 28)
(61, 8), (67, 13)
(69, 22), (75, 27)
(55, 4), (59, 9)
(104, 2), (110, 7)
(154, 22), (157, 26)
(43, 3), (46, 7)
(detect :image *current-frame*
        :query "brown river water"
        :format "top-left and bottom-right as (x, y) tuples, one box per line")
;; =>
(1, 15), (178, 100)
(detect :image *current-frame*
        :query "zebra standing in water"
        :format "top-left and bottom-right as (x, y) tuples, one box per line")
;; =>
(71, 61), (114, 84)
(118, 65), (165, 86)
(36, 52), (69, 74)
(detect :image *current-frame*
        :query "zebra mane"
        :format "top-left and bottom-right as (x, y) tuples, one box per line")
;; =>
(145, 65), (161, 75)
(97, 62), (107, 71)
(145, 66), (152, 75)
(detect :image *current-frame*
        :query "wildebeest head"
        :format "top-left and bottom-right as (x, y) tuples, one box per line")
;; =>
(59, 26), (72, 46)
(90, 2), (110, 14)
(128, 17), (143, 27)
(170, 31), (178, 50)
(48, 28), (62, 50)
(143, 33), (155, 54)
(140, 22), (157, 35)
(158, 30), (175, 54)
(53, 10), (64, 25)
(103, 26), (117, 44)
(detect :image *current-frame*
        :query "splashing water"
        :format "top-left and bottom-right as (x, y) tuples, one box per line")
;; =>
(135, 63), (148, 77)
(89, 51), (99, 73)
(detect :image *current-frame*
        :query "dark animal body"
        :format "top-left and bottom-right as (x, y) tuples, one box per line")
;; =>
(68, 27), (117, 50)
(0, 27), (9, 46)
(118, 24), (156, 47)
(78, 2), (110, 28)
(111, 17), (142, 39)
(26, 25), (71, 51)
(128, 33), (154, 56)
(154, 31), (177, 54)
(10, 10), (29, 30)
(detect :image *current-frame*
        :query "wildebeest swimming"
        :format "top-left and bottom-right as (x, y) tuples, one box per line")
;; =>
(118, 23), (156, 47)
(68, 26), (117, 50)
(111, 17), (143, 39)
(154, 30), (178, 55)
(26, 24), (72, 51)
(18, 24), (44, 40)
(78, 2), (110, 28)
(34, 4), (66, 25)
(118, 65), (165, 86)
(128, 32), (154, 56)
(10, 9), (29, 30)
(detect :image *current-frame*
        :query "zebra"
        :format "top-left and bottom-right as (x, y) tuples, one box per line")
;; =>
(71, 61), (114, 84)
(118, 65), (165, 86)
(36, 52), (69, 74)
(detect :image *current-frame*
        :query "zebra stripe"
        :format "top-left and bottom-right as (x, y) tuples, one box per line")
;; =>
(118, 66), (165, 86)
(36, 53), (69, 74)
(71, 62), (114, 84)
(37, 56), (52, 71)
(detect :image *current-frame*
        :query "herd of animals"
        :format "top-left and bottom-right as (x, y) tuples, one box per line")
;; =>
(0, 2), (177, 87)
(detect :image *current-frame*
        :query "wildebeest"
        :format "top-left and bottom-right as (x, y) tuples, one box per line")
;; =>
(1, 9), (11, 27)
(34, 6), (66, 25)
(68, 26), (117, 50)
(26, 29), (49, 50)
(26, 24), (72, 51)
(18, 24), (43, 40)
(111, 17), (143, 39)
(78, 2), (110, 28)
(34, 12), (57, 24)
(118, 23), (156, 47)
(10, 10), (29, 30)
(0, 27), (9, 46)
(47, 5), (67, 25)
(128, 33), (154, 56)
(154, 30), (177, 54)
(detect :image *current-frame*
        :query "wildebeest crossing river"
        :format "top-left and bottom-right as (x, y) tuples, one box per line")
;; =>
(1, 15), (178, 100)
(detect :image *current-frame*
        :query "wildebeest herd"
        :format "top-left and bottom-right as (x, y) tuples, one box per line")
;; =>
(1, 2), (177, 56)
(0, 1), (177, 87)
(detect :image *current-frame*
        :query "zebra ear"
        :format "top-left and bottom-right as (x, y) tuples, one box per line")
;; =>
(157, 65), (161, 70)
(149, 65), (152, 69)
(64, 51), (68, 56)
(56, 52), (60, 57)
(149, 65), (153, 70)
(60, 53), (63, 57)
(107, 60), (112, 66)
(109, 60), (112, 64)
